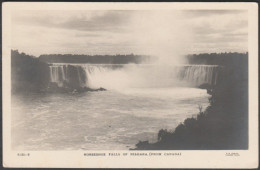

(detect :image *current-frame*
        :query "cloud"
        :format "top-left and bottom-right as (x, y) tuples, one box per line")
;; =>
(183, 10), (248, 53)
(183, 10), (247, 17)
(12, 10), (132, 32)
(12, 10), (248, 56)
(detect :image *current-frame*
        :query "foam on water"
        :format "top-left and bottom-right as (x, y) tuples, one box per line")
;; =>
(12, 87), (210, 150)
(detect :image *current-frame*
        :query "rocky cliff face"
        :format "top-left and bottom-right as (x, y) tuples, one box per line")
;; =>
(11, 50), (50, 93)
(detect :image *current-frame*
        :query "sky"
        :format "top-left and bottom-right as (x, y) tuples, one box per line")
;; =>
(12, 10), (248, 57)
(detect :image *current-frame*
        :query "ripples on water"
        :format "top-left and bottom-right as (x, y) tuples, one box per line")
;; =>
(12, 88), (210, 150)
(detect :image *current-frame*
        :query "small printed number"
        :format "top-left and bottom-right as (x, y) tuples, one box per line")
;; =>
(225, 153), (240, 156)
(17, 153), (30, 156)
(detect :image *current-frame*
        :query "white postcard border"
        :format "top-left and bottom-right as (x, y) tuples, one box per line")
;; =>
(2, 2), (259, 168)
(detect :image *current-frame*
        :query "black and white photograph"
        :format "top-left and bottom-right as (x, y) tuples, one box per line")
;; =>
(2, 2), (258, 168)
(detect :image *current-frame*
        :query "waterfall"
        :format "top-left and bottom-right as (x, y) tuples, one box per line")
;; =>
(49, 64), (220, 89)
(175, 65), (219, 86)
(50, 65), (67, 87)
(49, 64), (109, 89)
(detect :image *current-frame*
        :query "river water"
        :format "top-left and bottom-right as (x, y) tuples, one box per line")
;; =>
(12, 87), (210, 150)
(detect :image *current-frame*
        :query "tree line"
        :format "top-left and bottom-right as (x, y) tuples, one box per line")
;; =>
(39, 54), (151, 64)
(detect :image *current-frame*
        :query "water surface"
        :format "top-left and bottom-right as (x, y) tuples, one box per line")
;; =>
(12, 87), (210, 150)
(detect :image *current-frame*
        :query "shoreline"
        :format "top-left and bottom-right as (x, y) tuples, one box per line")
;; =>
(132, 62), (248, 150)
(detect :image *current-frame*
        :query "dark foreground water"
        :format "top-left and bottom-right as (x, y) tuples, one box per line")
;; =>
(12, 88), (210, 150)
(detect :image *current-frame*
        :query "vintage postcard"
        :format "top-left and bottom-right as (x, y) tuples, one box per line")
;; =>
(2, 2), (258, 168)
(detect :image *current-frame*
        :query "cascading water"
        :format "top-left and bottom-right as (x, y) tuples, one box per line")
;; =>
(50, 65), (67, 87)
(175, 65), (219, 86)
(49, 64), (220, 90)
(49, 64), (88, 89)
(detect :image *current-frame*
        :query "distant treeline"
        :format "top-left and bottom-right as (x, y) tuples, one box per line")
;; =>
(133, 53), (248, 150)
(39, 54), (151, 64)
(38, 52), (248, 66)
(186, 52), (248, 66)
